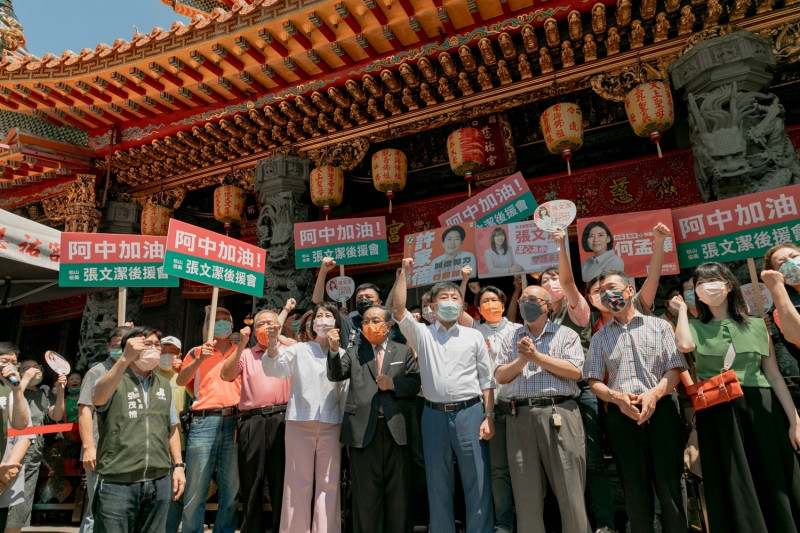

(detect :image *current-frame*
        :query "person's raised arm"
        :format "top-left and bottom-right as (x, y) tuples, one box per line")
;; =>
(553, 227), (580, 306)
(638, 223), (670, 311)
(277, 298), (297, 328)
(392, 258), (413, 322)
(220, 327), (250, 382)
(312, 257), (337, 305)
(672, 296), (696, 355)
(385, 266), (401, 310)
(176, 341), (215, 387)
(458, 265), (476, 327)
(762, 270), (800, 345)
(5, 365), (28, 430)
(48, 374), (67, 422)
(93, 336), (146, 407)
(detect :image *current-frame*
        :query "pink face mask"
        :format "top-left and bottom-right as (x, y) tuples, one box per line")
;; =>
(313, 317), (336, 337)
(134, 348), (160, 372)
(542, 280), (564, 303)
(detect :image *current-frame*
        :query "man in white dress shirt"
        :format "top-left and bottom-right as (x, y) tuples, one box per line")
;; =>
(392, 257), (496, 533)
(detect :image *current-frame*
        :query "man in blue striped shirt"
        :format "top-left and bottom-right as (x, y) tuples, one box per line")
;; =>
(584, 270), (687, 533)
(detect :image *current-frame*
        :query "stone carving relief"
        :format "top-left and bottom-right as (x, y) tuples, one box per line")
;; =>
(304, 137), (370, 171)
(76, 289), (143, 371)
(41, 175), (103, 232)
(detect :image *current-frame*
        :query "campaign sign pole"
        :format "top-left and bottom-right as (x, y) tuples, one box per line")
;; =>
(746, 258), (766, 318)
(118, 287), (127, 326)
(208, 286), (220, 344)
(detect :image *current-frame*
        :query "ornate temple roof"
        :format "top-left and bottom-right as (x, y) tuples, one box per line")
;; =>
(0, 0), (798, 202)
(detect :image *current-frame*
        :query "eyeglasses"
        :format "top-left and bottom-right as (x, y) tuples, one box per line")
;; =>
(143, 342), (162, 349)
(518, 297), (547, 306)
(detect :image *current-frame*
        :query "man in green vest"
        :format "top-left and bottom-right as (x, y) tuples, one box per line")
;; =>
(91, 326), (185, 533)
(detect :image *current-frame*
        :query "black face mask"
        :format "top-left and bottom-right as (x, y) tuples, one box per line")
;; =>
(520, 301), (543, 323)
(356, 298), (374, 317)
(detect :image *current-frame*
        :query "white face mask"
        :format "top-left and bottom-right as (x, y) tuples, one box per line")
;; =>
(696, 281), (729, 308)
(159, 353), (174, 371)
(133, 348), (160, 372)
(313, 317), (336, 337)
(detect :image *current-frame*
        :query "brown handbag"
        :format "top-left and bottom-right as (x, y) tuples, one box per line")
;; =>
(682, 342), (743, 411)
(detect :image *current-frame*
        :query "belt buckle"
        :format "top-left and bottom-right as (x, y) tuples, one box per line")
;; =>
(444, 403), (456, 413)
(222, 407), (234, 416)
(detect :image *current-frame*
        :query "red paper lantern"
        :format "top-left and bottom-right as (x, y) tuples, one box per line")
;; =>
(372, 148), (407, 213)
(625, 81), (675, 158)
(141, 204), (170, 236)
(214, 185), (246, 233)
(310, 165), (344, 218)
(447, 127), (486, 196)
(540, 103), (584, 175)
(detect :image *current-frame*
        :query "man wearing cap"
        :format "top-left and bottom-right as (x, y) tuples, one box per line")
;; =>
(176, 307), (242, 533)
(220, 311), (291, 532)
(156, 336), (187, 533)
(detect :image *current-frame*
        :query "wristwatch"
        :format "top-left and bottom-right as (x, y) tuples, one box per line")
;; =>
(483, 412), (496, 419)
(173, 463), (186, 469)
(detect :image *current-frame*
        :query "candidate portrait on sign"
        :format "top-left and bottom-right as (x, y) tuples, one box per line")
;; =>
(483, 226), (523, 276)
(580, 220), (625, 282)
(426, 225), (476, 284)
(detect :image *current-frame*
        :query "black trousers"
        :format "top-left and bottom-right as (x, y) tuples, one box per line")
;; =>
(606, 398), (686, 533)
(697, 387), (800, 533)
(237, 412), (286, 533)
(348, 417), (413, 533)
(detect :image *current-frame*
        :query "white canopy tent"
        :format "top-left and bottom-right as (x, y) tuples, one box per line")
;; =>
(0, 208), (69, 306)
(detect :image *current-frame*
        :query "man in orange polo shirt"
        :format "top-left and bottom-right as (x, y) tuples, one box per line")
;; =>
(176, 307), (242, 533)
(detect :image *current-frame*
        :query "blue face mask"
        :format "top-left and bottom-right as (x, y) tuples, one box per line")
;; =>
(214, 320), (233, 338)
(520, 301), (543, 323)
(436, 301), (462, 322)
(683, 289), (696, 308)
(109, 348), (123, 361)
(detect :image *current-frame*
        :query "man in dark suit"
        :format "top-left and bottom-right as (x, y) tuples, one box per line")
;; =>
(327, 305), (421, 533)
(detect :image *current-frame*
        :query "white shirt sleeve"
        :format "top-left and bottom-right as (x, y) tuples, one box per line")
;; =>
(262, 344), (296, 379)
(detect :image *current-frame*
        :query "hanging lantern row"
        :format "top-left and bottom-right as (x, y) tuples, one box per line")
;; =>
(141, 203), (171, 236)
(214, 184), (246, 235)
(624, 81), (675, 158)
(372, 148), (407, 213)
(541, 102), (584, 176)
(310, 165), (344, 219)
(447, 127), (486, 197)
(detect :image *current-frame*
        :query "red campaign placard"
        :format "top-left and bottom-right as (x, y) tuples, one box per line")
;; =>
(165, 219), (265, 274)
(576, 209), (678, 282)
(671, 184), (800, 244)
(403, 223), (477, 288)
(294, 217), (387, 250)
(61, 233), (168, 264)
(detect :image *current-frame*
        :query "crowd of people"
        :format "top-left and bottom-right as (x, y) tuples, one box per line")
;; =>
(0, 233), (799, 533)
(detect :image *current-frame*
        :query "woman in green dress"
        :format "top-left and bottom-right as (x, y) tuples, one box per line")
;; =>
(673, 261), (800, 533)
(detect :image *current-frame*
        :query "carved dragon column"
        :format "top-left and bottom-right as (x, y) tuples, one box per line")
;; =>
(254, 154), (315, 314)
(669, 31), (800, 201)
(0, 0), (27, 59)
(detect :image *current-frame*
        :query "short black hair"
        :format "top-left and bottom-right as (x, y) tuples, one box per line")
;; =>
(430, 281), (463, 302)
(475, 286), (506, 308)
(0, 342), (19, 357)
(355, 283), (381, 300)
(121, 326), (163, 348)
(441, 225), (466, 243)
(596, 270), (631, 287)
(581, 221), (614, 252)
(108, 326), (132, 343)
(310, 302), (343, 339)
